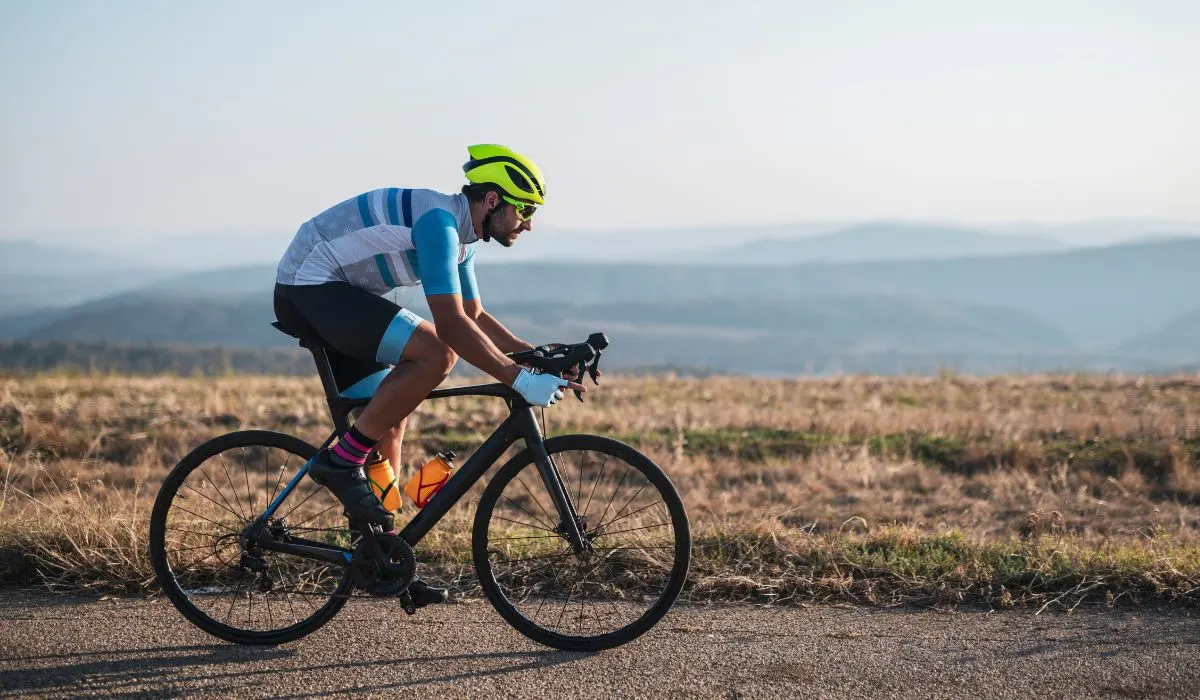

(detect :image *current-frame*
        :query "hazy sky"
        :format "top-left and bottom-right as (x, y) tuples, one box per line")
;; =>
(1, 1), (1197, 241)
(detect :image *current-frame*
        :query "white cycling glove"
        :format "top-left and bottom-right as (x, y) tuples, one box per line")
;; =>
(512, 368), (568, 407)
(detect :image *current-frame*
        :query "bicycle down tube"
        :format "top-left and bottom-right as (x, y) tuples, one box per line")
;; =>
(398, 402), (586, 550)
(254, 385), (588, 561)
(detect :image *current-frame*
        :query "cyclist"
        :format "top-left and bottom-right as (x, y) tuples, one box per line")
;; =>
(273, 144), (585, 605)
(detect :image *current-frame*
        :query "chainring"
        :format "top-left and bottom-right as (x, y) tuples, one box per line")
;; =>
(349, 533), (416, 596)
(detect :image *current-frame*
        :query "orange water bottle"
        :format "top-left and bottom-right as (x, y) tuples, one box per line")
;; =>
(404, 451), (456, 508)
(366, 458), (403, 513)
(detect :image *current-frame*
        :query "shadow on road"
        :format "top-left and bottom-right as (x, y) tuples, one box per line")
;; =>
(0, 643), (589, 697)
(0, 644), (294, 697)
(282, 649), (590, 697)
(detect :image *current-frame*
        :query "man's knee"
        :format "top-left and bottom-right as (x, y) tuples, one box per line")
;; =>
(408, 337), (456, 377)
(429, 341), (458, 377)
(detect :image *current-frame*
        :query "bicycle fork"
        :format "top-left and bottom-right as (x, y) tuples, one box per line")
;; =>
(517, 409), (589, 555)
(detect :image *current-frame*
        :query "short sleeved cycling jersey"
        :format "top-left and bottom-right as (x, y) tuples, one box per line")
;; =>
(275, 189), (480, 300)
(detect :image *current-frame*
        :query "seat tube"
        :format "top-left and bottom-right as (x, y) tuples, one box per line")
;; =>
(514, 407), (586, 551)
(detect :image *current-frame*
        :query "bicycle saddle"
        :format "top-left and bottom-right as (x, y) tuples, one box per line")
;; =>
(270, 320), (325, 351)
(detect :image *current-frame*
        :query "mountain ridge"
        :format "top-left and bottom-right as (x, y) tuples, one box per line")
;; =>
(685, 222), (1068, 265)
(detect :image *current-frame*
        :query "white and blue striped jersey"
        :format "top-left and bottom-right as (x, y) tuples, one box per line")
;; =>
(275, 188), (480, 300)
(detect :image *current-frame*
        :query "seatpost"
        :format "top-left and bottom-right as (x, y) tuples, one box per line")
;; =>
(307, 346), (349, 433)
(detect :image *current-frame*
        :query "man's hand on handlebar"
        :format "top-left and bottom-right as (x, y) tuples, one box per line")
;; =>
(508, 332), (609, 403)
(512, 368), (586, 406)
(561, 363), (602, 383)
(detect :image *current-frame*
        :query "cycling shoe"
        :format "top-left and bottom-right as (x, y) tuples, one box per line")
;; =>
(408, 578), (449, 608)
(307, 450), (394, 528)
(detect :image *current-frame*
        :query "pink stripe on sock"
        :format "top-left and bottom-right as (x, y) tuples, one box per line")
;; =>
(332, 443), (365, 464)
(343, 432), (372, 453)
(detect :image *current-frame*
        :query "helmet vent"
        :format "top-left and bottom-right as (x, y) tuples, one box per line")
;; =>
(505, 165), (533, 193)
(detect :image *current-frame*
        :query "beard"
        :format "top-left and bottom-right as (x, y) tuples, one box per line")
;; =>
(485, 214), (521, 247)
(493, 229), (521, 247)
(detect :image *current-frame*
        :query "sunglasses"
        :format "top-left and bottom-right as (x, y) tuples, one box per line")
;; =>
(501, 195), (537, 221)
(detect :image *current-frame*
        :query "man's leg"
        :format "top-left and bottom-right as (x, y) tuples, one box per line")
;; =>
(350, 324), (454, 608)
(354, 324), (456, 440)
(309, 318), (456, 524)
(373, 418), (406, 469)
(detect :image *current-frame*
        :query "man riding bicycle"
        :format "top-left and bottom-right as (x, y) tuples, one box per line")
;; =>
(272, 144), (586, 606)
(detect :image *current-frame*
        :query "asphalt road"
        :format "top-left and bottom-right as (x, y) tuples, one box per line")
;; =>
(0, 590), (1197, 699)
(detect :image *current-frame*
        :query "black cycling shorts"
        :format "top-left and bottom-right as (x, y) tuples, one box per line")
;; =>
(273, 282), (427, 394)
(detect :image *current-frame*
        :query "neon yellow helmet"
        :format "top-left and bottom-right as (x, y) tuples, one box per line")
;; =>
(462, 144), (546, 206)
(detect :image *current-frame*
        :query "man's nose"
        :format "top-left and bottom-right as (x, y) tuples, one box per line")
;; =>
(521, 218), (533, 232)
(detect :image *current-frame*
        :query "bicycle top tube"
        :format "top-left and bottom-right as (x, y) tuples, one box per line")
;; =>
(427, 382), (519, 401)
(336, 382), (523, 411)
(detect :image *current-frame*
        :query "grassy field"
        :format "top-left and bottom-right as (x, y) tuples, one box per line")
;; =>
(1, 371), (1198, 610)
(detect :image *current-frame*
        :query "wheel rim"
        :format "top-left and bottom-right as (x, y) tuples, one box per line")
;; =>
(481, 446), (687, 642)
(157, 438), (354, 637)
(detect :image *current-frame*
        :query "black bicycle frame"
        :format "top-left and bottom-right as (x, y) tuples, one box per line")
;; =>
(252, 381), (585, 566)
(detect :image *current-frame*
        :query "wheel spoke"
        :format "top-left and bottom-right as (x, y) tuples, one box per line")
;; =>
(291, 502), (340, 530)
(242, 447), (255, 515)
(597, 499), (664, 533)
(491, 514), (558, 534)
(181, 482), (246, 523)
(594, 521), (670, 538)
(514, 473), (558, 529)
(268, 453), (292, 508)
(170, 504), (240, 535)
(582, 454), (608, 518)
(216, 454), (249, 521)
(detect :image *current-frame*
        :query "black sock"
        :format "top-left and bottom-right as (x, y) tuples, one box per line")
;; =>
(328, 425), (378, 468)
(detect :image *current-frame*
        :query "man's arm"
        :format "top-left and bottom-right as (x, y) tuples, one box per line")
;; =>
(428, 295), (523, 384)
(465, 299), (534, 354)
(412, 209), (522, 385)
(457, 243), (533, 354)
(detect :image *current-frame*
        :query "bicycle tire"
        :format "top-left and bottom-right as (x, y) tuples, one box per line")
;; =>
(472, 434), (691, 652)
(149, 430), (352, 645)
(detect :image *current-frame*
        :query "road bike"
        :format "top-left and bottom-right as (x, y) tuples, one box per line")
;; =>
(148, 324), (691, 652)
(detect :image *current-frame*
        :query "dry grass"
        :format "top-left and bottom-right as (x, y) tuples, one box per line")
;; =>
(1, 371), (1199, 609)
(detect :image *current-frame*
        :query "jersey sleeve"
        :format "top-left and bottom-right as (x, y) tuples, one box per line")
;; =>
(458, 246), (479, 301)
(411, 209), (462, 296)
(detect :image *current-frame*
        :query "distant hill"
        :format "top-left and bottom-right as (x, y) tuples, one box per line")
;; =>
(9, 291), (1086, 375)
(688, 223), (1068, 264)
(10, 232), (296, 272)
(988, 219), (1200, 246)
(1114, 310), (1200, 364)
(482, 297), (1074, 355)
(141, 264), (280, 297)
(0, 269), (178, 317)
(14, 218), (1200, 273)
(22, 294), (284, 347)
(6, 237), (1200, 373)
(475, 238), (1200, 349)
(0, 241), (181, 315)
(92, 237), (1200, 351)
(0, 340), (312, 376)
(0, 240), (135, 275)
(476, 222), (847, 263)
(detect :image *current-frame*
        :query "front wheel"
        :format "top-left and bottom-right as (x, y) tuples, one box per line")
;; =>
(473, 435), (691, 652)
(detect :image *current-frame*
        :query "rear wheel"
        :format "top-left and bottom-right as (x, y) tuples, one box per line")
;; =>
(149, 430), (354, 645)
(473, 435), (691, 652)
